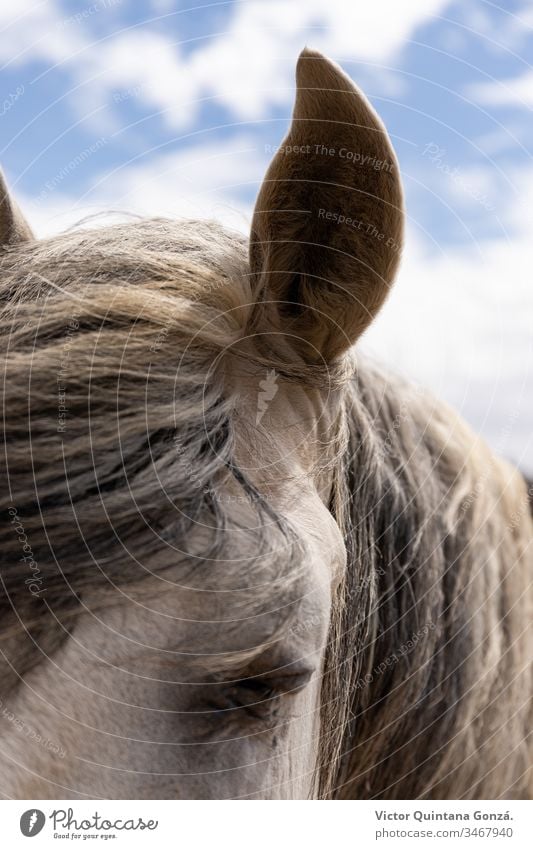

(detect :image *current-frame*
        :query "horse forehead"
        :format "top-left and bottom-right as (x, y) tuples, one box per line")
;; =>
(158, 473), (345, 635)
(231, 364), (341, 486)
(206, 473), (345, 585)
(284, 483), (347, 586)
(217, 462), (346, 599)
(226, 361), (345, 579)
(96, 504), (340, 664)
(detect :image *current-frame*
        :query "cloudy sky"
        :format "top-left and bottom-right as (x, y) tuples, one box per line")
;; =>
(2, 0), (532, 471)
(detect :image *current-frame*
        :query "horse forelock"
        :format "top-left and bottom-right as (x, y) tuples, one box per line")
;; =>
(0, 219), (309, 686)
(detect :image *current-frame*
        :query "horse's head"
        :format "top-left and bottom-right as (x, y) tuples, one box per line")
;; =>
(0, 50), (403, 798)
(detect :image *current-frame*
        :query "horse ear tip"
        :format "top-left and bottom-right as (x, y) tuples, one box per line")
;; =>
(298, 46), (324, 61)
(0, 167), (35, 246)
(296, 47), (329, 84)
(296, 48), (351, 95)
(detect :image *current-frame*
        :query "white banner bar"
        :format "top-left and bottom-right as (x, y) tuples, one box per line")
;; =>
(1, 799), (531, 848)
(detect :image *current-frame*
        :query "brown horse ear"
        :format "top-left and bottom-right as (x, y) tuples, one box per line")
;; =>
(249, 49), (404, 362)
(0, 170), (34, 248)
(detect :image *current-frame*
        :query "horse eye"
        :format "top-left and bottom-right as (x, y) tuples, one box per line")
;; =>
(208, 667), (314, 719)
(218, 669), (313, 715)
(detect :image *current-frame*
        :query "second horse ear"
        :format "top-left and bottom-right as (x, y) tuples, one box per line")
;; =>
(249, 49), (404, 363)
(0, 170), (34, 249)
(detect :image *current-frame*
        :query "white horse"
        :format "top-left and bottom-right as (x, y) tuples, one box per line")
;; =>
(0, 50), (531, 799)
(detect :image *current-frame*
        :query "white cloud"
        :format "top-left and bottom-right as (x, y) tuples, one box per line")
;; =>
(104, 0), (451, 125)
(21, 133), (265, 235)
(466, 70), (533, 109)
(90, 32), (199, 128)
(1, 0), (452, 128)
(0, 0), (87, 66)
(95, 133), (264, 229)
(363, 169), (533, 470)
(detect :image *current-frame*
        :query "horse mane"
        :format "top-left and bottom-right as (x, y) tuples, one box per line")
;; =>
(319, 363), (532, 799)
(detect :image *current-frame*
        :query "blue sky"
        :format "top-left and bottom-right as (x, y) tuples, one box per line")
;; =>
(2, 0), (533, 469)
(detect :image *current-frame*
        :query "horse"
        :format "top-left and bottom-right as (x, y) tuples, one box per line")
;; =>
(0, 49), (531, 800)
